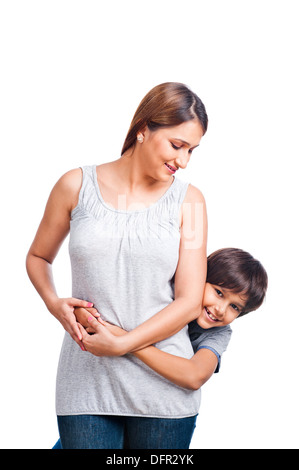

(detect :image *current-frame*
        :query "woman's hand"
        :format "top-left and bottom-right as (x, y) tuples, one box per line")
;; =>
(78, 316), (127, 356)
(48, 297), (94, 347)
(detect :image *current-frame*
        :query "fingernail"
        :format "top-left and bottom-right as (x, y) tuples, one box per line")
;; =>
(87, 302), (93, 307)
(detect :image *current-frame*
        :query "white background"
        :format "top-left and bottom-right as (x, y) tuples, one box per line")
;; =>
(0, 0), (298, 449)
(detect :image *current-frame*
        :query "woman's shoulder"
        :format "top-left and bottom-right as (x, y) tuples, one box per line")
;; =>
(54, 167), (84, 211)
(178, 182), (207, 236)
(58, 167), (83, 187)
(183, 183), (206, 206)
(57, 168), (82, 191)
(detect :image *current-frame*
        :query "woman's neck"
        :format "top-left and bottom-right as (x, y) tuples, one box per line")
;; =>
(112, 150), (160, 192)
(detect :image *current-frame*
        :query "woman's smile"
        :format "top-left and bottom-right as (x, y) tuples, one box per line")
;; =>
(164, 162), (178, 174)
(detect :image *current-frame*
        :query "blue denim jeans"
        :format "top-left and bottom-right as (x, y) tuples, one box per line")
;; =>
(54, 414), (197, 449)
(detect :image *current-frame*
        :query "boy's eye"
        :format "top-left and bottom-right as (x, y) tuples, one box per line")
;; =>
(231, 304), (239, 312)
(215, 288), (223, 297)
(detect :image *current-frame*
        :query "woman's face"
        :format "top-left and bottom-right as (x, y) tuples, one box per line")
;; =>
(196, 283), (247, 329)
(138, 120), (204, 182)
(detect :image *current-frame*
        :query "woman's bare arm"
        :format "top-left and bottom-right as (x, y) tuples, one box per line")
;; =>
(26, 169), (94, 346)
(123, 185), (208, 352)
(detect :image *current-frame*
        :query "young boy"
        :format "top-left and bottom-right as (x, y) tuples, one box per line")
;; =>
(79, 247), (268, 390)
(53, 247), (267, 449)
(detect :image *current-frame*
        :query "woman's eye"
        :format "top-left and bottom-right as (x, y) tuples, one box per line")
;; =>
(171, 143), (180, 150)
(215, 288), (223, 297)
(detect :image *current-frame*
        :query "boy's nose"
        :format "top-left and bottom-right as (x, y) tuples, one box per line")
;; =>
(215, 304), (226, 320)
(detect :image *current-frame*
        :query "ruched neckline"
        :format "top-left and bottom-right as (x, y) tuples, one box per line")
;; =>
(92, 164), (178, 214)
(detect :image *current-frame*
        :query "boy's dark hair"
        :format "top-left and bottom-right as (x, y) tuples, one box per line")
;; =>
(207, 248), (268, 316)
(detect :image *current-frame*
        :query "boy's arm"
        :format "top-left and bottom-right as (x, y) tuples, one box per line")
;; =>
(80, 316), (218, 390)
(133, 346), (218, 390)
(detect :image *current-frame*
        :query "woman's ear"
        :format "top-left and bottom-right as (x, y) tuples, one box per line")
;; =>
(137, 133), (144, 143)
(137, 125), (148, 142)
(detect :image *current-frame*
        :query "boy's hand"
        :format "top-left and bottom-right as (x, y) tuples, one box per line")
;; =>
(100, 321), (127, 337)
(74, 306), (101, 333)
(78, 316), (126, 356)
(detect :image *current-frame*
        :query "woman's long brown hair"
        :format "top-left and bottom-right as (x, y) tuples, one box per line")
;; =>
(121, 82), (208, 155)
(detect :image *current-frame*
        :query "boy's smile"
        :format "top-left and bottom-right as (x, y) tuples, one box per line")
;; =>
(197, 283), (247, 329)
(204, 306), (220, 322)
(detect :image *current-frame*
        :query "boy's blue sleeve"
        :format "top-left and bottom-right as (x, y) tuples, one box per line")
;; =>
(188, 322), (232, 373)
(197, 346), (222, 373)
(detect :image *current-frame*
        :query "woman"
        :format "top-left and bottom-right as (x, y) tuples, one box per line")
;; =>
(26, 82), (208, 449)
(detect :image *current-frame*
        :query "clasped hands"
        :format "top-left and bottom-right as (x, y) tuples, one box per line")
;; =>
(75, 306), (127, 356)
(48, 297), (129, 356)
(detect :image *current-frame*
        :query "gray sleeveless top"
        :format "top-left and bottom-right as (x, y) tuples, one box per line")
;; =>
(56, 165), (201, 418)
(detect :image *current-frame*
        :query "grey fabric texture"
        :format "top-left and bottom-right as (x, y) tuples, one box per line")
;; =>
(56, 165), (203, 418)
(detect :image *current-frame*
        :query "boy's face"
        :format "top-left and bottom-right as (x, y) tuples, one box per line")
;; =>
(196, 283), (247, 329)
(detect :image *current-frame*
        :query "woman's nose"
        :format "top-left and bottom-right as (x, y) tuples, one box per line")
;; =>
(175, 152), (190, 169)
